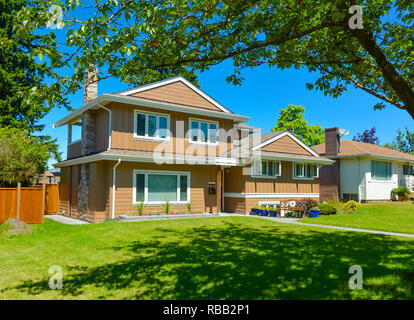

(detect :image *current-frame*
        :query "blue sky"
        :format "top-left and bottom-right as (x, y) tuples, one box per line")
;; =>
(41, 58), (412, 168)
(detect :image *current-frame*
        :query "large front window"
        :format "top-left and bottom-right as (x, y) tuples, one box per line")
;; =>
(134, 111), (169, 140)
(190, 119), (218, 145)
(293, 163), (318, 179)
(251, 160), (281, 177)
(134, 170), (190, 204)
(371, 160), (392, 180)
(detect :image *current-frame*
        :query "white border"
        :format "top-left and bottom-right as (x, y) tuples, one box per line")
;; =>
(250, 160), (282, 179)
(133, 109), (171, 142)
(251, 131), (320, 157)
(132, 169), (190, 205)
(118, 76), (231, 113)
(223, 192), (319, 199)
(292, 162), (319, 180)
(188, 117), (219, 146)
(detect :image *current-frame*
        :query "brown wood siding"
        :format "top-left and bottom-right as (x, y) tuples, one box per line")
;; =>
(70, 165), (80, 218)
(67, 141), (82, 159)
(131, 81), (223, 112)
(111, 161), (219, 216)
(95, 108), (109, 152)
(260, 135), (312, 156)
(244, 161), (319, 194)
(110, 102), (234, 156)
(223, 166), (245, 193)
(223, 197), (245, 213)
(88, 161), (111, 222)
(58, 167), (70, 215)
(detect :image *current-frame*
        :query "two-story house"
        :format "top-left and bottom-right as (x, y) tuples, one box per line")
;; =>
(53, 74), (333, 222)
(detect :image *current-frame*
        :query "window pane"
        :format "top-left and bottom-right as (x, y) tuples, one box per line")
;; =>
(201, 122), (208, 143)
(305, 164), (311, 177)
(159, 116), (168, 139)
(403, 165), (409, 175)
(268, 161), (274, 176)
(209, 123), (217, 144)
(191, 121), (199, 142)
(136, 174), (145, 202)
(147, 115), (157, 137)
(136, 114), (146, 136)
(295, 164), (302, 177)
(275, 162), (280, 175)
(373, 161), (389, 180)
(148, 174), (177, 202)
(180, 175), (187, 202)
(262, 161), (267, 175)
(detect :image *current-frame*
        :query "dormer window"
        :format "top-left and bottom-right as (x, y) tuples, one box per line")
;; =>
(134, 110), (170, 141)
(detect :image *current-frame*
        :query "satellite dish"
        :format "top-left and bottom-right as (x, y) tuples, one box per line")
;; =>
(339, 128), (349, 136)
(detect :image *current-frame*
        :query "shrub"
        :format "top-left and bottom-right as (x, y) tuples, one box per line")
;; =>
(343, 200), (359, 213)
(304, 199), (318, 215)
(391, 187), (411, 200)
(318, 203), (338, 215)
(136, 197), (144, 216)
(163, 200), (171, 214)
(285, 210), (303, 218)
(186, 202), (192, 213)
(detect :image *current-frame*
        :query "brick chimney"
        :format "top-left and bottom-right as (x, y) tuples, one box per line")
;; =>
(325, 127), (340, 155)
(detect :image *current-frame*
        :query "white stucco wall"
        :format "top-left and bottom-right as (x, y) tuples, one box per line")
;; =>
(364, 158), (398, 201)
(340, 158), (362, 198)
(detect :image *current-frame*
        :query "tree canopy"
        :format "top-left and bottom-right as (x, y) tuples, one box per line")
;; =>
(18, 0), (414, 119)
(384, 127), (414, 154)
(271, 104), (325, 146)
(0, 127), (59, 187)
(352, 126), (381, 144)
(0, 0), (67, 132)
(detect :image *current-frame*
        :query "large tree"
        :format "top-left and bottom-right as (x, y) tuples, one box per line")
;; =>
(352, 126), (380, 144)
(271, 104), (325, 146)
(20, 0), (414, 118)
(0, 0), (67, 132)
(0, 127), (59, 187)
(384, 127), (414, 154)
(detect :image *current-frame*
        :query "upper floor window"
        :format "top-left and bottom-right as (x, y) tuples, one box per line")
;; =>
(293, 163), (318, 179)
(134, 110), (170, 141)
(252, 160), (281, 178)
(371, 160), (392, 181)
(403, 164), (414, 176)
(190, 119), (218, 145)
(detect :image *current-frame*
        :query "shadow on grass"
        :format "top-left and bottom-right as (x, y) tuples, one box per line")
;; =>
(8, 221), (414, 299)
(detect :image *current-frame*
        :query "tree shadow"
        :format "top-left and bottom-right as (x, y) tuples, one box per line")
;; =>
(8, 220), (414, 299)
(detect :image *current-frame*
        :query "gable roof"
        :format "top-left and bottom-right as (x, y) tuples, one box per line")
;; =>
(115, 76), (232, 113)
(223, 131), (333, 164)
(312, 140), (414, 162)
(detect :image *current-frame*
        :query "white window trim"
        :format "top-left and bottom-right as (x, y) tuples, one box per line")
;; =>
(132, 169), (190, 205)
(251, 160), (282, 179)
(133, 109), (171, 142)
(188, 117), (219, 146)
(370, 160), (393, 182)
(292, 162), (319, 180)
(402, 164), (414, 176)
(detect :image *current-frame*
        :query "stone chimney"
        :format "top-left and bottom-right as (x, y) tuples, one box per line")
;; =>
(84, 65), (98, 104)
(325, 127), (341, 155)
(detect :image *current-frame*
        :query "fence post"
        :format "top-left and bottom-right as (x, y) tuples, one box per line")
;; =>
(41, 179), (46, 221)
(16, 182), (21, 220)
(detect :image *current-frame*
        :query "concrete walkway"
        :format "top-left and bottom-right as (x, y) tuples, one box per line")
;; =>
(256, 216), (414, 238)
(45, 215), (90, 225)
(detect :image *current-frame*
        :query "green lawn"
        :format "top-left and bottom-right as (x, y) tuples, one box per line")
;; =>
(1, 217), (413, 299)
(302, 202), (414, 234)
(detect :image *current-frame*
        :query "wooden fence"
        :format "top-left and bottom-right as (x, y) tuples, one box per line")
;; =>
(0, 182), (59, 224)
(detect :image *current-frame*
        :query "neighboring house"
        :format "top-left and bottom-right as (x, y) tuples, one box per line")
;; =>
(41, 170), (61, 184)
(53, 75), (332, 222)
(313, 127), (414, 202)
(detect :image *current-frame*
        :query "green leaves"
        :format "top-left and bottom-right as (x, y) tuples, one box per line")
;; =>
(271, 104), (325, 146)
